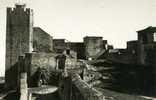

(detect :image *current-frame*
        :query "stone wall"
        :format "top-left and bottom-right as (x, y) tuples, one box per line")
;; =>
(137, 27), (156, 44)
(24, 52), (79, 87)
(83, 66), (102, 84)
(33, 27), (53, 52)
(24, 52), (58, 86)
(65, 56), (78, 70)
(66, 42), (85, 59)
(137, 27), (156, 65)
(53, 39), (66, 53)
(5, 4), (33, 88)
(84, 36), (105, 60)
(58, 72), (104, 100)
(104, 49), (136, 64)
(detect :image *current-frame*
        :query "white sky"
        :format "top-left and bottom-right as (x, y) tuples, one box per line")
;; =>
(0, 0), (155, 76)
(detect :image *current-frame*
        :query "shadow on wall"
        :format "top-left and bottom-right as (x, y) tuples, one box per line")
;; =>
(99, 63), (156, 96)
(5, 62), (19, 90)
(30, 67), (60, 87)
(3, 91), (20, 100)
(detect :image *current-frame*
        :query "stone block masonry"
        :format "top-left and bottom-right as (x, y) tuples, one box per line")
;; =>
(5, 4), (33, 88)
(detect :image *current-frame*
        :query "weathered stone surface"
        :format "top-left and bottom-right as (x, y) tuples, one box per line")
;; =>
(5, 4), (33, 88)
(66, 42), (85, 59)
(24, 52), (58, 86)
(59, 73), (104, 100)
(84, 36), (106, 60)
(33, 27), (53, 52)
(53, 39), (66, 53)
(65, 55), (78, 70)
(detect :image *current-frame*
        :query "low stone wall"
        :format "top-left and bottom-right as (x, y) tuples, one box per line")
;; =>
(59, 72), (104, 100)
(71, 73), (104, 100)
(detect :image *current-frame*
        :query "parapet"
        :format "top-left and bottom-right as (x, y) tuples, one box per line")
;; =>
(15, 3), (26, 8)
(70, 73), (104, 100)
(7, 4), (33, 15)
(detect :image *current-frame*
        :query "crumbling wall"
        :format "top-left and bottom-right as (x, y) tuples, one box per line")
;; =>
(58, 72), (104, 100)
(33, 27), (53, 52)
(53, 39), (66, 53)
(104, 49), (136, 64)
(66, 42), (85, 59)
(84, 36), (105, 60)
(24, 53), (58, 86)
(65, 56), (78, 70)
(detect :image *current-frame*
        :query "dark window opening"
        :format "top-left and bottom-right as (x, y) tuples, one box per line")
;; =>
(66, 49), (70, 55)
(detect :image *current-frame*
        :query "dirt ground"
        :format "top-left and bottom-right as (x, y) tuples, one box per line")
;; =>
(96, 88), (156, 100)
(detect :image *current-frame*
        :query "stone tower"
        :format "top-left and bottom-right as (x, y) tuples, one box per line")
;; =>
(83, 36), (104, 60)
(5, 4), (33, 88)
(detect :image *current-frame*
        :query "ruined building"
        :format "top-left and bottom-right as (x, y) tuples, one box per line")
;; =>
(126, 26), (156, 65)
(3, 3), (156, 100)
(53, 37), (109, 60)
(66, 42), (85, 59)
(137, 26), (156, 65)
(53, 39), (66, 53)
(5, 4), (54, 88)
(100, 26), (156, 66)
(84, 36), (107, 60)
(33, 27), (53, 53)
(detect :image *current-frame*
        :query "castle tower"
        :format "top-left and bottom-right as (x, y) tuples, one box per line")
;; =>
(5, 4), (33, 88)
(83, 36), (104, 60)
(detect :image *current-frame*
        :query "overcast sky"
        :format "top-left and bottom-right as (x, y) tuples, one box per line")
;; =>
(0, 0), (155, 76)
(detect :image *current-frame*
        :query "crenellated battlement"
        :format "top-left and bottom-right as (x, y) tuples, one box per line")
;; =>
(7, 4), (33, 15)
(6, 8), (13, 13)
